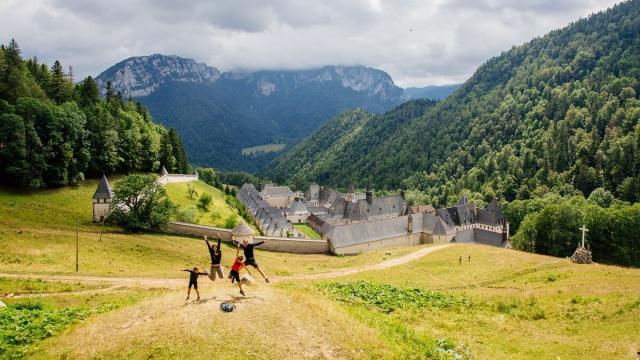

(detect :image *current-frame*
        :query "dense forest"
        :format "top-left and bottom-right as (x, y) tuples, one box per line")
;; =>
(266, 0), (640, 206)
(0, 40), (188, 188)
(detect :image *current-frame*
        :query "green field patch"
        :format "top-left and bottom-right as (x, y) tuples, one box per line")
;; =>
(293, 223), (321, 239)
(241, 143), (286, 156)
(0, 278), (102, 296)
(317, 281), (470, 313)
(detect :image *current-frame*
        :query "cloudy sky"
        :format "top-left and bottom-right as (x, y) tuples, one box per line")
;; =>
(1, 0), (622, 87)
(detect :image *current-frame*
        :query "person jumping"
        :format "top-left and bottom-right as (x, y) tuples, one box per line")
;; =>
(204, 235), (224, 281)
(181, 266), (208, 301)
(229, 246), (252, 296)
(233, 239), (270, 283)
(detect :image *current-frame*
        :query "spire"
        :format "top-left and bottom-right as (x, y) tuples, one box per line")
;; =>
(93, 175), (113, 199)
(161, 165), (168, 175)
(192, 169), (198, 176)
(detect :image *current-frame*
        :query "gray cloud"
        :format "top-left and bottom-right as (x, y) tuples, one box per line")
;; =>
(0, 0), (621, 87)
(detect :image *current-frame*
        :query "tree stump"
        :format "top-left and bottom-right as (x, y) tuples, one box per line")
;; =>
(571, 246), (592, 264)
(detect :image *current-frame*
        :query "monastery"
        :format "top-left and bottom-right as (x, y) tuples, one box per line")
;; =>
(238, 182), (510, 255)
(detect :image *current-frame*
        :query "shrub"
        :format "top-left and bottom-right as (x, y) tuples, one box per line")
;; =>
(176, 206), (200, 224)
(223, 215), (238, 229)
(197, 193), (212, 212)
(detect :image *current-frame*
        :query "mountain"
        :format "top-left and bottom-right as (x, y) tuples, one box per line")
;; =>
(265, 99), (437, 189)
(96, 62), (406, 171)
(266, 0), (640, 205)
(403, 84), (461, 100)
(96, 54), (220, 97)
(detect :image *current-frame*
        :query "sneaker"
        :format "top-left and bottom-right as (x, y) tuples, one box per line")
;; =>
(240, 289), (245, 296)
(265, 278), (270, 283)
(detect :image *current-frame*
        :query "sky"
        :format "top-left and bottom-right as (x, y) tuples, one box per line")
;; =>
(0, 0), (622, 87)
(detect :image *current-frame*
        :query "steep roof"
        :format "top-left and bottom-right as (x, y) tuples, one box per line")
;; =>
(231, 221), (253, 236)
(287, 198), (309, 215)
(161, 165), (168, 175)
(328, 216), (409, 248)
(347, 195), (404, 221)
(92, 175), (114, 199)
(347, 183), (355, 193)
(261, 186), (292, 197)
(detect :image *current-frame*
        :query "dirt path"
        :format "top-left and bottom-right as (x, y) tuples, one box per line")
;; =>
(0, 244), (451, 287)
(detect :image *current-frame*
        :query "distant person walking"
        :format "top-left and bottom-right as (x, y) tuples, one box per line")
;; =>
(204, 235), (224, 281)
(229, 246), (252, 296)
(233, 239), (270, 283)
(181, 266), (208, 301)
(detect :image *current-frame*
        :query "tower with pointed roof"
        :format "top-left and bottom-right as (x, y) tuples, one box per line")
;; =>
(231, 221), (254, 243)
(346, 183), (356, 202)
(92, 175), (114, 223)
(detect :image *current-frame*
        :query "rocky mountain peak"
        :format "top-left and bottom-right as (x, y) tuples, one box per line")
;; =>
(96, 54), (220, 97)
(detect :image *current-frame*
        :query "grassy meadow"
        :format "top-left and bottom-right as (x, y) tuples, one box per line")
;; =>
(286, 245), (640, 359)
(1, 182), (639, 359)
(293, 223), (322, 239)
(241, 143), (287, 155)
(164, 180), (240, 228)
(0, 180), (417, 278)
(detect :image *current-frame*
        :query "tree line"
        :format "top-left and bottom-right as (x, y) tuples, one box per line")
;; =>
(0, 40), (189, 188)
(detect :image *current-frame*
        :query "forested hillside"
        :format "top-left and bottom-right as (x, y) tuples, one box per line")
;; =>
(0, 40), (188, 188)
(268, 0), (640, 206)
(265, 99), (437, 189)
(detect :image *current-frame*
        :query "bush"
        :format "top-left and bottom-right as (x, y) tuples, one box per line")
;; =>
(197, 193), (212, 212)
(223, 215), (238, 229)
(176, 206), (200, 224)
(109, 174), (176, 232)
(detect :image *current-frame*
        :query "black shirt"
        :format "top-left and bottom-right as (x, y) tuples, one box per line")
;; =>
(183, 269), (207, 283)
(205, 238), (222, 265)
(233, 240), (264, 259)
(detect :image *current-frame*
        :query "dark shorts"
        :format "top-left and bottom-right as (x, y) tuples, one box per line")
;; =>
(245, 258), (259, 268)
(189, 281), (198, 289)
(229, 270), (240, 282)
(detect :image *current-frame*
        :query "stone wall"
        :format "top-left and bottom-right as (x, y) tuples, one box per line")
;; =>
(157, 174), (199, 186)
(331, 233), (423, 255)
(254, 236), (329, 254)
(168, 222), (232, 241)
(473, 228), (506, 247)
(167, 222), (328, 254)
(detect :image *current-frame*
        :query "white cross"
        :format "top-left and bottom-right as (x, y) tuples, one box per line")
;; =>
(579, 225), (589, 248)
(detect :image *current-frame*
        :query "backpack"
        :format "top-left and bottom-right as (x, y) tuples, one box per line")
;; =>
(220, 302), (235, 312)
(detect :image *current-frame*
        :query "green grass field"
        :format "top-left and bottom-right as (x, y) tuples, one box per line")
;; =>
(1, 182), (639, 359)
(0, 181), (416, 278)
(164, 180), (239, 228)
(293, 223), (321, 239)
(286, 245), (640, 359)
(241, 143), (287, 156)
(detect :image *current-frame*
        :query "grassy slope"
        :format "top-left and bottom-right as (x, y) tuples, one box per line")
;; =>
(298, 245), (640, 359)
(292, 223), (321, 239)
(241, 143), (287, 155)
(164, 180), (239, 228)
(0, 181), (416, 278)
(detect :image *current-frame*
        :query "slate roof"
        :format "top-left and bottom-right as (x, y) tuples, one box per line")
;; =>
(287, 198), (309, 215)
(328, 216), (410, 248)
(346, 195), (404, 221)
(92, 175), (114, 199)
(261, 186), (292, 197)
(476, 198), (505, 226)
(231, 221), (253, 236)
(161, 165), (168, 175)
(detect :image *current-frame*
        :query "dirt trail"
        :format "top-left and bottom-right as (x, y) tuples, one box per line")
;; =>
(0, 244), (451, 287)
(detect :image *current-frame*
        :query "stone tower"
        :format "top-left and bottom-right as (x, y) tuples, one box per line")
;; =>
(92, 175), (114, 223)
(346, 183), (356, 202)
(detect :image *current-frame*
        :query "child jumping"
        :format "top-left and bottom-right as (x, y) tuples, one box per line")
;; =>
(181, 266), (208, 301)
(204, 235), (223, 281)
(229, 246), (252, 296)
(233, 239), (270, 283)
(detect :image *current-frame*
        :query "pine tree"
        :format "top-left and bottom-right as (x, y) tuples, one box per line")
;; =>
(47, 60), (72, 104)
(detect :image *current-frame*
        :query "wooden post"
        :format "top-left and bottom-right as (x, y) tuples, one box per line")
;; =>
(75, 220), (79, 272)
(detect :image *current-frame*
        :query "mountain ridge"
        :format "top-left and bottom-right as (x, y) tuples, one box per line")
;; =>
(96, 57), (460, 171)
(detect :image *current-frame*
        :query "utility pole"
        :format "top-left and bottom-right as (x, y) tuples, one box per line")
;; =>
(75, 220), (79, 272)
